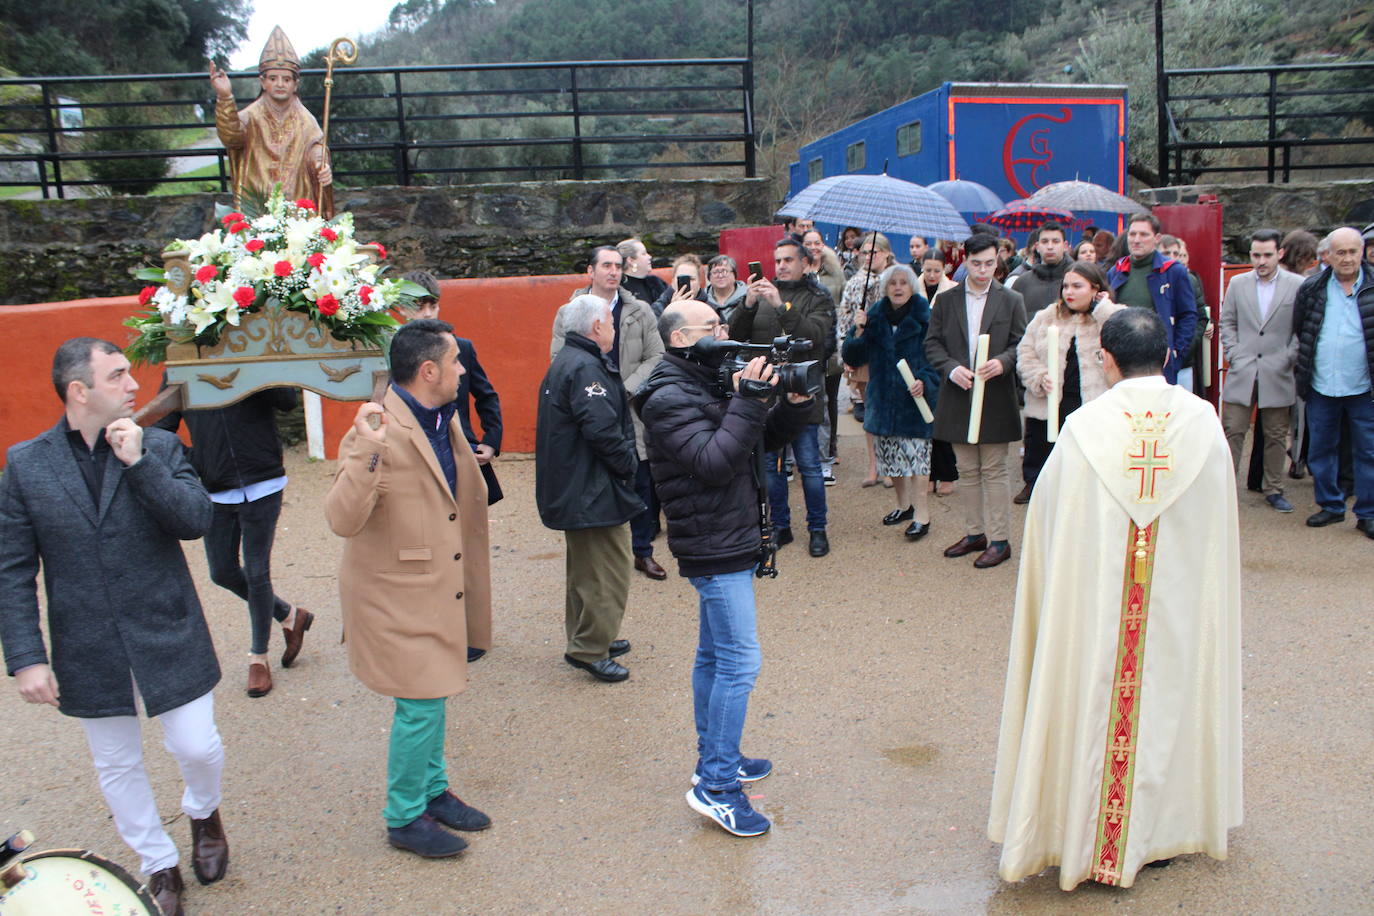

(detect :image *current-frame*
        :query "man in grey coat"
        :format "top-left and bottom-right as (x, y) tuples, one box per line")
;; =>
(1219, 228), (1305, 512)
(0, 338), (227, 916)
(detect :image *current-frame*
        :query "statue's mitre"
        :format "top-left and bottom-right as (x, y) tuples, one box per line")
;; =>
(258, 26), (301, 74)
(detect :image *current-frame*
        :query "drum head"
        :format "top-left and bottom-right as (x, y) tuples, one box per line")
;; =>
(0, 849), (158, 915)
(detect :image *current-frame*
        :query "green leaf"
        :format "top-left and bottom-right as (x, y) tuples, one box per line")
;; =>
(135, 267), (167, 281)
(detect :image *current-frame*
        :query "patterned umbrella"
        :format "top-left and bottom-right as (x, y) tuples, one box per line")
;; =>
(776, 173), (970, 240)
(985, 200), (1074, 232)
(927, 179), (1004, 217)
(1027, 180), (1141, 215)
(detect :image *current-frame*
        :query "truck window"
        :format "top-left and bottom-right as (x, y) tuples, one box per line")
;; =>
(897, 121), (922, 157)
(846, 141), (865, 172)
(808, 157), (823, 184)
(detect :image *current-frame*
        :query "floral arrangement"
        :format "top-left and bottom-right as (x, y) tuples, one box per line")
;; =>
(125, 188), (423, 365)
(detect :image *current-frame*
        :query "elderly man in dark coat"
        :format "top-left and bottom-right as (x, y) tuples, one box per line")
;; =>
(537, 294), (644, 683)
(925, 233), (1028, 569)
(0, 338), (225, 916)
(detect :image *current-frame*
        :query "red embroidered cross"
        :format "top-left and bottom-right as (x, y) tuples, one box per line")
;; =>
(1125, 438), (1171, 502)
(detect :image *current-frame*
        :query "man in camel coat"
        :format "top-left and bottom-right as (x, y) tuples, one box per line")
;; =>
(326, 318), (493, 859)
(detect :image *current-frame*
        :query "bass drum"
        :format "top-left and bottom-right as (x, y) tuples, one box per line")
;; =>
(0, 848), (159, 915)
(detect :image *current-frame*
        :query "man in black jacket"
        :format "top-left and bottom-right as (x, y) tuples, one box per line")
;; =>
(732, 237), (836, 557)
(536, 295), (644, 682)
(636, 299), (812, 837)
(159, 386), (310, 699)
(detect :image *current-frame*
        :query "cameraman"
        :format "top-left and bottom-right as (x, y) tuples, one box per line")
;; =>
(732, 237), (836, 556)
(634, 300), (813, 838)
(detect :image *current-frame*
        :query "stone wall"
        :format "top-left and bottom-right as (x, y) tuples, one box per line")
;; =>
(1138, 180), (1374, 259)
(0, 178), (774, 305)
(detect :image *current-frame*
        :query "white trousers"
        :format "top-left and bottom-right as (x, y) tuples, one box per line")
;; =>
(79, 691), (223, 875)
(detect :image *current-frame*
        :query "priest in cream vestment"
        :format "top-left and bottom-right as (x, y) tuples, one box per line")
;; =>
(989, 308), (1242, 890)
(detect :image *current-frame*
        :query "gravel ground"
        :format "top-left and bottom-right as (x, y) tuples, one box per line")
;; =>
(3, 415), (1371, 915)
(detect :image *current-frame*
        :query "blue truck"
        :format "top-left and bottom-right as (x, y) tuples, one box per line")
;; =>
(788, 81), (1129, 254)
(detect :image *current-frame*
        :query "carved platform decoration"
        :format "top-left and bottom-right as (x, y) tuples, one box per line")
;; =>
(163, 299), (388, 410)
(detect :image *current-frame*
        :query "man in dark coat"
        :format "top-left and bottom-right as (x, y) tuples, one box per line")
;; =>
(635, 299), (812, 838)
(536, 295), (645, 682)
(0, 338), (227, 916)
(731, 237), (836, 558)
(1292, 227), (1374, 537)
(925, 233), (1028, 569)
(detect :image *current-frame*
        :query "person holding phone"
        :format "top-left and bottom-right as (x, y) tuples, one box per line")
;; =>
(650, 254), (706, 317)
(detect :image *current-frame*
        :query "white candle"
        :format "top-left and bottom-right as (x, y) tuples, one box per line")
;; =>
(968, 334), (990, 444)
(1046, 325), (1060, 443)
(896, 359), (935, 423)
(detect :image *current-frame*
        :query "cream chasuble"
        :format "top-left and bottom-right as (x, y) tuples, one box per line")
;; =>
(988, 375), (1242, 890)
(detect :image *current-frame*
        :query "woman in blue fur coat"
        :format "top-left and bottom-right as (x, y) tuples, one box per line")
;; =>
(840, 264), (941, 539)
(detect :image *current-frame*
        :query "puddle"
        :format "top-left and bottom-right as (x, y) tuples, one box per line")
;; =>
(882, 744), (939, 766)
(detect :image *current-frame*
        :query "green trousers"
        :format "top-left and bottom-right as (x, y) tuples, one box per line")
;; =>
(564, 523), (631, 663)
(384, 697), (448, 828)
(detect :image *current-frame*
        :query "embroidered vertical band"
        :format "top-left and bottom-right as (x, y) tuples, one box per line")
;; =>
(1091, 517), (1159, 885)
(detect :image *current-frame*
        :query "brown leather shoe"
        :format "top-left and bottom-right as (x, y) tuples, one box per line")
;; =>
(247, 662), (272, 698)
(1013, 483), (1033, 505)
(280, 607), (314, 668)
(148, 864), (185, 916)
(190, 808), (229, 885)
(973, 543), (1012, 568)
(634, 555), (668, 580)
(943, 534), (988, 558)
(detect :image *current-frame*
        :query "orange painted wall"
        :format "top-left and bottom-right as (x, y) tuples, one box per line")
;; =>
(0, 272), (619, 465)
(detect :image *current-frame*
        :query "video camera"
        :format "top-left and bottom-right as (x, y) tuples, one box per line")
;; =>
(685, 335), (824, 400)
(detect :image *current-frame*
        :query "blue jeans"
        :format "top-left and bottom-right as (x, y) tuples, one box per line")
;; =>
(766, 424), (827, 531)
(690, 569), (761, 793)
(630, 459), (660, 558)
(1307, 389), (1374, 519)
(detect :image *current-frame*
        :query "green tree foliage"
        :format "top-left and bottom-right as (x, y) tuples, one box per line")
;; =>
(0, 0), (251, 76)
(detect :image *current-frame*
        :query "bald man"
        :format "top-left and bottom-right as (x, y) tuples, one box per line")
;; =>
(1291, 227), (1374, 538)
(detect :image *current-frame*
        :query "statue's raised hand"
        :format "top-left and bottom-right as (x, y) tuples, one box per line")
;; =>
(208, 62), (233, 101)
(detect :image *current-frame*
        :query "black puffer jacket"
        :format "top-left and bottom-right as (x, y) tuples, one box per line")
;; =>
(156, 386), (297, 493)
(1292, 264), (1374, 399)
(729, 278), (835, 424)
(535, 332), (644, 530)
(634, 354), (810, 577)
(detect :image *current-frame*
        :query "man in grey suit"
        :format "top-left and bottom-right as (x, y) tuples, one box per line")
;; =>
(926, 233), (1028, 569)
(0, 338), (228, 916)
(1220, 229), (1305, 513)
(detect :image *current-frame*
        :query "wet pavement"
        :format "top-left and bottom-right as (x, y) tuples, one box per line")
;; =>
(3, 419), (1371, 914)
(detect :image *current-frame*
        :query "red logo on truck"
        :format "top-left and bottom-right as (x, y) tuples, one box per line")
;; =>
(1002, 107), (1073, 198)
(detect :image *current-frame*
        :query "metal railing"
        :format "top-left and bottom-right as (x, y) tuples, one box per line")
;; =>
(0, 57), (756, 198)
(1157, 60), (1374, 185)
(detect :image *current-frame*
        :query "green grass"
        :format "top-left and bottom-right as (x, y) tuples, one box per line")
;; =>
(149, 162), (225, 196)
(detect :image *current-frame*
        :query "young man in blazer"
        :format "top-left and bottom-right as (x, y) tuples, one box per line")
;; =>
(1219, 229), (1305, 512)
(0, 338), (227, 916)
(925, 233), (1028, 569)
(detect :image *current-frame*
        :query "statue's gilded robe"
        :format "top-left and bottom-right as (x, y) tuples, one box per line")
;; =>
(216, 95), (333, 216)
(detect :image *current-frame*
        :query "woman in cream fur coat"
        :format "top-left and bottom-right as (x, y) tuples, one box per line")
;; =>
(1017, 261), (1125, 490)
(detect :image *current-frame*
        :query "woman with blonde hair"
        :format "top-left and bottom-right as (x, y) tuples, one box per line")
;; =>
(1016, 261), (1125, 495)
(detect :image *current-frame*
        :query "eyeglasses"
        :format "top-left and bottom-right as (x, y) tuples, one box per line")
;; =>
(679, 321), (729, 335)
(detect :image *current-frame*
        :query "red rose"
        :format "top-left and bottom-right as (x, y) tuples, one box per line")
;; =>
(221, 211), (245, 227)
(295, 198), (317, 211)
(244, 239), (265, 253)
(320, 227), (338, 242)
(370, 242), (388, 260)
(229, 221), (250, 234)
(232, 286), (256, 308)
(317, 294), (340, 316)
(307, 252), (326, 269)
(195, 264), (218, 284)
(138, 286), (156, 306)
(273, 260), (293, 277)
(359, 285), (373, 305)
